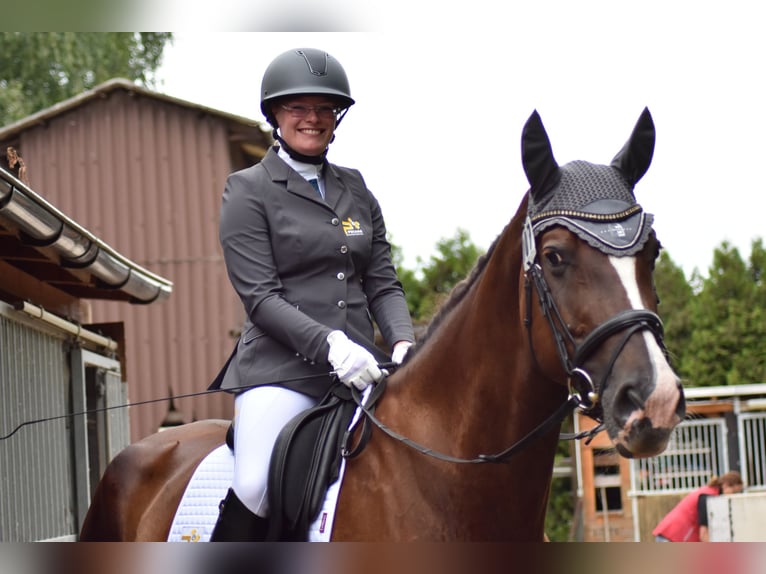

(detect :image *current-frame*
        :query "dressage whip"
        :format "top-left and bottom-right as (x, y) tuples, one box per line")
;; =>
(0, 364), (397, 442)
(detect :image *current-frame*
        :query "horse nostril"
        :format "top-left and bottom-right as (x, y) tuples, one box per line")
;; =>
(626, 388), (646, 410)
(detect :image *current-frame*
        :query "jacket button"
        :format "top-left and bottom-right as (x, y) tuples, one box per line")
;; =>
(340, 245), (348, 254)
(331, 217), (340, 226)
(336, 272), (345, 280)
(337, 300), (346, 309)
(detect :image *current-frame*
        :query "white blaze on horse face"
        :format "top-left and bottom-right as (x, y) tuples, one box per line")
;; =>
(609, 256), (681, 429)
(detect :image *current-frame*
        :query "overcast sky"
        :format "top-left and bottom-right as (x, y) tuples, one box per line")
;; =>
(155, 4), (764, 277)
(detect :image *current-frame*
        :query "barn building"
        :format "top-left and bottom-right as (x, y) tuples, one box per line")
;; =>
(0, 163), (171, 540)
(0, 79), (272, 442)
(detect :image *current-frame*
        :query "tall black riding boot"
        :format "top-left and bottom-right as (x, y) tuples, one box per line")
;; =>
(210, 488), (269, 541)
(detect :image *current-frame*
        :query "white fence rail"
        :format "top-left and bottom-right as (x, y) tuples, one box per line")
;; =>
(738, 412), (766, 491)
(631, 418), (728, 495)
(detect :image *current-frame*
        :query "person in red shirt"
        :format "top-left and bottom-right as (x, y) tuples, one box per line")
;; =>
(653, 471), (743, 542)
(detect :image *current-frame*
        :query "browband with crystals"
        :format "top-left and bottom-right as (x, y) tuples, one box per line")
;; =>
(523, 203), (654, 270)
(530, 204), (643, 224)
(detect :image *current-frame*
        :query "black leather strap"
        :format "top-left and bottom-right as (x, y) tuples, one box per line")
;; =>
(346, 384), (582, 465)
(574, 309), (664, 365)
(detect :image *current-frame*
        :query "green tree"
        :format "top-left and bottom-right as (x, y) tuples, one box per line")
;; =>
(654, 251), (694, 370)
(729, 238), (766, 385)
(391, 240), (425, 322)
(679, 240), (766, 386)
(403, 228), (482, 321)
(545, 430), (576, 541)
(0, 32), (172, 126)
(750, 238), (765, 305)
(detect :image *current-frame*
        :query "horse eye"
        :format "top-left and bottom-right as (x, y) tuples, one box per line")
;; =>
(544, 250), (564, 267)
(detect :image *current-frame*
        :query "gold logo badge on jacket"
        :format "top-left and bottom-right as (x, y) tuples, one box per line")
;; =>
(342, 217), (364, 236)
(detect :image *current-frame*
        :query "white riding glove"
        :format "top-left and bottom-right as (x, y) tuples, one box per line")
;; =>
(391, 341), (412, 365)
(327, 330), (384, 390)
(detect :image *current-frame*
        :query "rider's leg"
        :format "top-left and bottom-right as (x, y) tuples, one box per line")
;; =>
(210, 487), (267, 541)
(210, 386), (316, 541)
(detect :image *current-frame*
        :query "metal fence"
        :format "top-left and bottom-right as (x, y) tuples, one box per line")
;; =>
(631, 418), (728, 495)
(739, 412), (766, 491)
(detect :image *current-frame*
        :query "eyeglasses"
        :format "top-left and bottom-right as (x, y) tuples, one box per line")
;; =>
(280, 104), (343, 120)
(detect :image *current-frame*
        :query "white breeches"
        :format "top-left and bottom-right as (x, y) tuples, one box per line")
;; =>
(231, 386), (317, 517)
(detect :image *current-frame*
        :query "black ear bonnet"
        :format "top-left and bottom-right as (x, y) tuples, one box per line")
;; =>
(521, 108), (656, 262)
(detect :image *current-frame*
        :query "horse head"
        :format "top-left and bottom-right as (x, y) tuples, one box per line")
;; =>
(521, 108), (685, 458)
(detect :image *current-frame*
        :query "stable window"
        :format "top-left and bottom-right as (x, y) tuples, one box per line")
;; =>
(593, 448), (622, 511)
(70, 348), (125, 529)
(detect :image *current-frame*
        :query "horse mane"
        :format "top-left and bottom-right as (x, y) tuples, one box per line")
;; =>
(409, 193), (529, 356)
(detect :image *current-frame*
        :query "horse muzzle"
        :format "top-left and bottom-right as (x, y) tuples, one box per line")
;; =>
(606, 363), (686, 458)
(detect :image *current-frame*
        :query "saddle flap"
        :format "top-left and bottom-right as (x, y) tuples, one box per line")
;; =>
(267, 384), (356, 541)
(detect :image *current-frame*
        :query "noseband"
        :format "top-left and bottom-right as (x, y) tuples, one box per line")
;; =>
(522, 217), (667, 421)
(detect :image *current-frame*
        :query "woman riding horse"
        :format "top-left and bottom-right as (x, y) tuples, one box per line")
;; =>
(79, 107), (685, 542)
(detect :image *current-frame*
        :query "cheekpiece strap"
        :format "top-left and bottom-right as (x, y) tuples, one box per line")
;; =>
(522, 216), (537, 271)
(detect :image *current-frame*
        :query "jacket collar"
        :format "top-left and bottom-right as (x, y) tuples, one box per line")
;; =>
(261, 146), (344, 210)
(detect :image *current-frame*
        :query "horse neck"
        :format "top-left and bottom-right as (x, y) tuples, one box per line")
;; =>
(364, 197), (566, 540)
(390, 196), (565, 451)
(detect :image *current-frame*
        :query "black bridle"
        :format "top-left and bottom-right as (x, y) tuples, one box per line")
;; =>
(521, 216), (667, 421)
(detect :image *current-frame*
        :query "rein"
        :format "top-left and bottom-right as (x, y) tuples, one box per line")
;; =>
(344, 381), (584, 465)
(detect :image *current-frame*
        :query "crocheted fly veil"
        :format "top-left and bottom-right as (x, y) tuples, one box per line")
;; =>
(521, 108), (656, 267)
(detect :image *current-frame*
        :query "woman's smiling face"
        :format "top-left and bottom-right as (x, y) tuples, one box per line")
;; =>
(272, 95), (340, 157)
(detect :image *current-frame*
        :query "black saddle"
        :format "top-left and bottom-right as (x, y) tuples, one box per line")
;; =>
(265, 383), (359, 541)
(223, 381), (386, 541)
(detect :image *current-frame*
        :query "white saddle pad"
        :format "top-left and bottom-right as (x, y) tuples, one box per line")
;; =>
(167, 388), (369, 542)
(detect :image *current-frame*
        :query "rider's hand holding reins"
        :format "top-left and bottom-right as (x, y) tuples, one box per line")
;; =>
(391, 341), (412, 364)
(327, 330), (384, 390)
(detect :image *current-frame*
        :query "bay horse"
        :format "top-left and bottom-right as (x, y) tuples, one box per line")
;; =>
(79, 108), (684, 542)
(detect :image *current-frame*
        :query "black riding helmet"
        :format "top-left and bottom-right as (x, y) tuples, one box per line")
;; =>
(260, 48), (355, 128)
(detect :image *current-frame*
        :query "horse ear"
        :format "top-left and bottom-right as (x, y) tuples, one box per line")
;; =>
(522, 110), (560, 203)
(610, 107), (656, 186)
